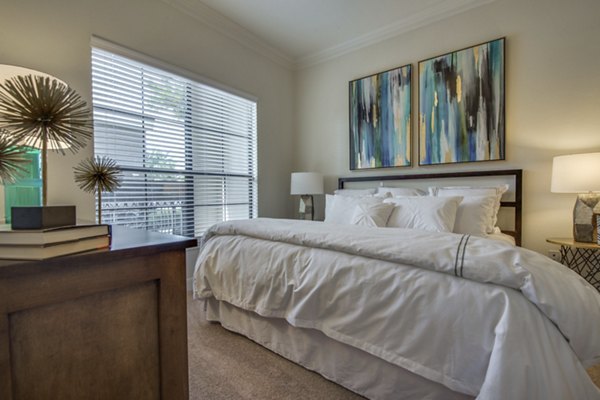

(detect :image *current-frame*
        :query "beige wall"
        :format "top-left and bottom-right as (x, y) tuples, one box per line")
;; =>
(294, 0), (600, 253)
(0, 0), (295, 223)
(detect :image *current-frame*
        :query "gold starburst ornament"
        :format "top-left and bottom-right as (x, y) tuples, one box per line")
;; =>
(0, 128), (30, 184)
(0, 74), (93, 205)
(74, 156), (121, 224)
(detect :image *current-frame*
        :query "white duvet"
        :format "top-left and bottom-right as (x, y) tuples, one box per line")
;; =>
(194, 218), (600, 399)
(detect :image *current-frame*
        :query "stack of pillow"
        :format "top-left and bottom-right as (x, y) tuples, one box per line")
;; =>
(324, 185), (508, 238)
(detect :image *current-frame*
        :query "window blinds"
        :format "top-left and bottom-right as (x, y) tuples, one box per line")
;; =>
(91, 47), (257, 237)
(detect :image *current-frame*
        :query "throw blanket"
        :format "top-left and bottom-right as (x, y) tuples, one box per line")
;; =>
(195, 218), (600, 399)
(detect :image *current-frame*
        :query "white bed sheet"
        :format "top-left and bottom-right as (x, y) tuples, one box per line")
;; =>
(194, 218), (600, 400)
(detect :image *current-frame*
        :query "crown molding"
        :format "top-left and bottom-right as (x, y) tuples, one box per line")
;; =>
(161, 0), (295, 69)
(163, 0), (495, 71)
(296, 0), (496, 69)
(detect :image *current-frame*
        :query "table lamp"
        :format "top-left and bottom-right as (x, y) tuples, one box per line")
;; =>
(290, 172), (323, 220)
(551, 152), (600, 242)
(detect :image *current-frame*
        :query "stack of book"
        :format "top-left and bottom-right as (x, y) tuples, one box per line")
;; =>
(0, 224), (111, 260)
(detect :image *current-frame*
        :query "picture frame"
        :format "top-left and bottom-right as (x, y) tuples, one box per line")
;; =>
(418, 38), (505, 166)
(349, 64), (411, 170)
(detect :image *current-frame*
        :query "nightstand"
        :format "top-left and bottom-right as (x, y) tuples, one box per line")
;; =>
(547, 238), (600, 290)
(0, 226), (197, 400)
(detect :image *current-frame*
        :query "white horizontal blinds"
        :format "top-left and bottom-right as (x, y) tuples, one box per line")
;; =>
(91, 47), (257, 237)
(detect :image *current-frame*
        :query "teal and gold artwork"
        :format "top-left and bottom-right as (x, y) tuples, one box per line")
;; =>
(349, 64), (411, 170)
(419, 38), (505, 165)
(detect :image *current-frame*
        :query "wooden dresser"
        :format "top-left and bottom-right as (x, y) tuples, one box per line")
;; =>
(0, 226), (197, 400)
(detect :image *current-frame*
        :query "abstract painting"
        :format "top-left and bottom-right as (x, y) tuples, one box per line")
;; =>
(349, 64), (411, 170)
(418, 38), (505, 165)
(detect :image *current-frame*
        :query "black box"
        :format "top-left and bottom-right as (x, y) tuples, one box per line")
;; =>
(11, 206), (77, 230)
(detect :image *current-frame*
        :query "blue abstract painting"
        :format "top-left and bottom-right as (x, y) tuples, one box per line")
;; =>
(349, 64), (411, 170)
(419, 38), (505, 165)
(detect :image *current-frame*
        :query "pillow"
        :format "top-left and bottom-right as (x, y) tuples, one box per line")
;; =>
(325, 194), (384, 224)
(428, 185), (509, 232)
(333, 188), (376, 196)
(383, 196), (462, 232)
(452, 195), (497, 236)
(376, 187), (425, 197)
(350, 202), (394, 227)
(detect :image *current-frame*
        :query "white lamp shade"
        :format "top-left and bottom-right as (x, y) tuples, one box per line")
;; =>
(551, 152), (600, 193)
(290, 172), (323, 195)
(0, 64), (65, 85)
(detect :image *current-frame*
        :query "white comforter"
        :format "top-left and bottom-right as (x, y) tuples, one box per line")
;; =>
(194, 218), (600, 400)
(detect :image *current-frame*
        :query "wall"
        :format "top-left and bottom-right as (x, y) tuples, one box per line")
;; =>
(0, 0), (295, 223)
(293, 0), (600, 253)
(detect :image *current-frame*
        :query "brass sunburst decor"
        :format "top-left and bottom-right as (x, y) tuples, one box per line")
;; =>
(74, 156), (121, 224)
(0, 128), (30, 184)
(0, 74), (93, 205)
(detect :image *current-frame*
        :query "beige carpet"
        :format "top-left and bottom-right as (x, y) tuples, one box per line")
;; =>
(187, 295), (600, 399)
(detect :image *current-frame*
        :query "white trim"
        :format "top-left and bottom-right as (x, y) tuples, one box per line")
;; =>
(160, 0), (494, 70)
(90, 35), (258, 102)
(160, 0), (294, 70)
(296, 0), (496, 69)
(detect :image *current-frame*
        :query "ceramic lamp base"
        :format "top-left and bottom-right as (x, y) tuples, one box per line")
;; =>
(298, 195), (314, 220)
(573, 193), (600, 243)
(11, 205), (76, 230)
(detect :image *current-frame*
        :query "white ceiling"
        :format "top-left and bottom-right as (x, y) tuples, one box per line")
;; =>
(163, 0), (494, 68)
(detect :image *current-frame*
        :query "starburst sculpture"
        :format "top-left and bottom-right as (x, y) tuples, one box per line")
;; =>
(0, 128), (30, 184)
(74, 156), (121, 224)
(0, 74), (93, 205)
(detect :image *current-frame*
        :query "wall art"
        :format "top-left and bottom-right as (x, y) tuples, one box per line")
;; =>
(349, 64), (411, 170)
(419, 38), (505, 165)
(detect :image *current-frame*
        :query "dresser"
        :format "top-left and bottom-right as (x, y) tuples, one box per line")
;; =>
(0, 226), (197, 400)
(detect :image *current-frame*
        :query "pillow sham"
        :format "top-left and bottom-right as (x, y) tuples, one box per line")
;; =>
(428, 185), (509, 232)
(350, 202), (394, 227)
(451, 195), (497, 236)
(376, 187), (425, 197)
(383, 196), (462, 232)
(325, 194), (384, 224)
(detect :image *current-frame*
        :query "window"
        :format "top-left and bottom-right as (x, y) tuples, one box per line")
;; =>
(91, 45), (257, 237)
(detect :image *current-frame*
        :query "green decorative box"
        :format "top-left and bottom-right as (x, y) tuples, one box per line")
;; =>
(11, 206), (76, 230)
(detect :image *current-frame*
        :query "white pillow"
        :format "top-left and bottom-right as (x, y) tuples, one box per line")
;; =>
(383, 196), (462, 232)
(376, 187), (425, 197)
(350, 202), (394, 227)
(428, 185), (509, 232)
(333, 188), (376, 196)
(452, 195), (497, 236)
(325, 194), (384, 224)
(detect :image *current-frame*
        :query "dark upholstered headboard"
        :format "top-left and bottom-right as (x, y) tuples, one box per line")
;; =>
(338, 169), (522, 246)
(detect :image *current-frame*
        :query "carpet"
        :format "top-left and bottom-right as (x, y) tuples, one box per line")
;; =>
(187, 295), (600, 399)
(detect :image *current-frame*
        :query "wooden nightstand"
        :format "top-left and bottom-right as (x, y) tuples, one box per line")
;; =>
(547, 238), (600, 290)
(0, 226), (197, 400)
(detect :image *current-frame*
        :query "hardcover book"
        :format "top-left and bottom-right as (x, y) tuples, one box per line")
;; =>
(0, 224), (110, 246)
(0, 235), (110, 260)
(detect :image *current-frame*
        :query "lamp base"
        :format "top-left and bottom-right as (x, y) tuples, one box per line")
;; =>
(573, 193), (600, 243)
(298, 195), (314, 220)
(11, 205), (76, 230)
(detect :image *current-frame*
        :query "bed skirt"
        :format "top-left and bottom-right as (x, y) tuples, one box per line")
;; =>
(203, 297), (473, 400)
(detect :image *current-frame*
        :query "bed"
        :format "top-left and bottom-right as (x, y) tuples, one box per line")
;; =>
(193, 169), (600, 400)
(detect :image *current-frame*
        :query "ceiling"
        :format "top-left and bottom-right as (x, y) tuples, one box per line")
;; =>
(163, 0), (494, 68)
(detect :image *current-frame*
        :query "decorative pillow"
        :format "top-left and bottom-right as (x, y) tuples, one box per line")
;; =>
(383, 196), (462, 232)
(376, 187), (425, 197)
(452, 195), (497, 236)
(325, 194), (384, 224)
(333, 188), (376, 196)
(350, 202), (394, 227)
(428, 185), (509, 232)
